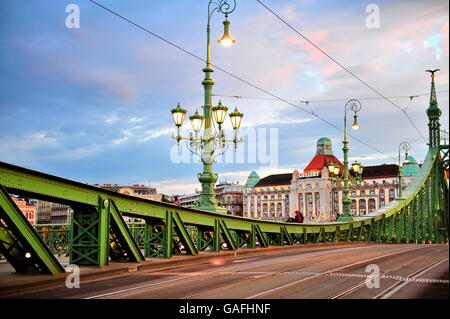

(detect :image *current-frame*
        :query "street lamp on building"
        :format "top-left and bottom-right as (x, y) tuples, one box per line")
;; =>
(397, 142), (411, 200)
(337, 99), (362, 222)
(170, 0), (243, 214)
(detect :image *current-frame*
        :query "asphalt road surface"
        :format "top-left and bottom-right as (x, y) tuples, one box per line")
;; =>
(6, 244), (449, 299)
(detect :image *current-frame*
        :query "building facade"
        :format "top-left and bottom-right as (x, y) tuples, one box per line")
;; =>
(179, 182), (244, 216)
(98, 184), (163, 202)
(243, 173), (291, 221)
(10, 195), (37, 225)
(243, 137), (420, 222)
(215, 182), (244, 216)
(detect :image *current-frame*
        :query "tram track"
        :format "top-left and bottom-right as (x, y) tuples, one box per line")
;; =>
(84, 244), (394, 299)
(328, 248), (447, 299)
(373, 256), (449, 299)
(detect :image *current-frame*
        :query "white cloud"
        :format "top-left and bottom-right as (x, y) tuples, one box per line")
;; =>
(129, 117), (143, 123)
(112, 137), (128, 145)
(138, 127), (173, 142)
(105, 112), (119, 124)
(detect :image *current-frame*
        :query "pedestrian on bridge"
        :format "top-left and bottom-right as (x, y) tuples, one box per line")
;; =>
(295, 211), (304, 223)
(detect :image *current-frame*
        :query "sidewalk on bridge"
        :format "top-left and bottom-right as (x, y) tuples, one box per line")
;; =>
(0, 242), (372, 298)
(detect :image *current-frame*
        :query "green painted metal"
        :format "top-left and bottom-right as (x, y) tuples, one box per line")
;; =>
(332, 226), (340, 243)
(357, 222), (364, 241)
(252, 224), (268, 248)
(281, 226), (293, 245)
(109, 200), (144, 262)
(218, 220), (237, 250)
(144, 221), (165, 258)
(164, 211), (174, 258)
(338, 99), (362, 222)
(196, 226), (214, 251)
(190, 0), (238, 214)
(69, 203), (106, 266)
(315, 227), (324, 243)
(172, 211), (198, 255)
(0, 185), (65, 274)
(34, 224), (70, 256)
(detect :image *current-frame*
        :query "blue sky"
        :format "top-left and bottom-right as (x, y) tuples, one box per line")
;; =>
(0, 0), (448, 195)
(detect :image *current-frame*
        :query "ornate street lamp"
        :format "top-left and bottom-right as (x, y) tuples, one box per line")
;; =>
(339, 99), (362, 222)
(397, 142), (410, 200)
(328, 161), (364, 186)
(170, 0), (243, 214)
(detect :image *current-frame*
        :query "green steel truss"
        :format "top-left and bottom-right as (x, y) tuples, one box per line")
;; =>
(0, 146), (448, 274)
(0, 185), (64, 274)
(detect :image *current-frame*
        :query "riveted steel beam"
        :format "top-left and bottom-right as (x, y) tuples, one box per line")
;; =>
(109, 200), (144, 262)
(0, 185), (64, 274)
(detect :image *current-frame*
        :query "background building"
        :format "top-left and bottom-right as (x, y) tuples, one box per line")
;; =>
(243, 137), (420, 222)
(215, 182), (244, 216)
(179, 182), (244, 216)
(243, 173), (291, 220)
(98, 184), (162, 201)
(10, 195), (37, 225)
(36, 200), (52, 224)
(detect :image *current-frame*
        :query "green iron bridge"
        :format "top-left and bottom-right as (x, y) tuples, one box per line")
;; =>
(0, 77), (448, 275)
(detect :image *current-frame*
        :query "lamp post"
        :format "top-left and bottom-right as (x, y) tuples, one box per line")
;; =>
(328, 159), (363, 220)
(338, 99), (362, 222)
(397, 142), (410, 200)
(170, 0), (243, 214)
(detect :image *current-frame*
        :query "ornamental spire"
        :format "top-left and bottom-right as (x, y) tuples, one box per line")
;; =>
(425, 69), (442, 148)
(426, 69), (440, 108)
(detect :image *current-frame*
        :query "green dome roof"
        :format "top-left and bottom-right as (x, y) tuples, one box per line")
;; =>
(406, 155), (417, 164)
(317, 137), (331, 144)
(402, 155), (419, 177)
(245, 171), (260, 188)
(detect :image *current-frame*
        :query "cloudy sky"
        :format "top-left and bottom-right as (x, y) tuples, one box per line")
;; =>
(0, 0), (448, 195)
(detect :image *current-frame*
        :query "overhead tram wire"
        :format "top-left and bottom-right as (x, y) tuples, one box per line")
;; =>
(255, 0), (428, 143)
(88, 0), (396, 161)
(213, 90), (449, 105)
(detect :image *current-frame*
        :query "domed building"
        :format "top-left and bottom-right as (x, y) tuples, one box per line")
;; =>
(243, 137), (420, 221)
(245, 171), (260, 188)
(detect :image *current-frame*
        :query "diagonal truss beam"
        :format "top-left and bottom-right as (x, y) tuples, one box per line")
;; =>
(0, 185), (64, 274)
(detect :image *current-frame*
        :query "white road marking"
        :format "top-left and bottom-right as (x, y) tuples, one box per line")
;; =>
(245, 246), (422, 299)
(377, 257), (449, 299)
(83, 245), (421, 299)
(232, 258), (258, 263)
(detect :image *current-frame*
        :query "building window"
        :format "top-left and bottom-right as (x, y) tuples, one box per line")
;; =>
(263, 203), (268, 213)
(298, 194), (304, 214)
(315, 192), (320, 215)
(351, 200), (357, 214)
(276, 203), (282, 212)
(360, 190), (366, 197)
(368, 198), (376, 212)
(351, 190), (356, 197)
(269, 203), (275, 212)
(370, 189), (375, 197)
(358, 199), (366, 215)
(389, 189), (395, 202)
